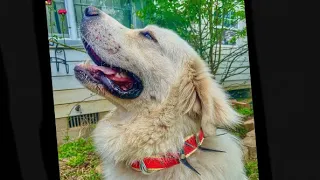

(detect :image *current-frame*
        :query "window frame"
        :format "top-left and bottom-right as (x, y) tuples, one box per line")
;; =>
(47, 1), (246, 48)
(48, 0), (82, 48)
(48, 0), (139, 48)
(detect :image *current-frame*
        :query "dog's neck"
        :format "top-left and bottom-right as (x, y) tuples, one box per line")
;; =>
(97, 91), (201, 166)
(101, 110), (199, 163)
(95, 70), (204, 165)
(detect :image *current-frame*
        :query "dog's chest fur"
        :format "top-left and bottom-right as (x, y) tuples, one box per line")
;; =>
(93, 119), (248, 180)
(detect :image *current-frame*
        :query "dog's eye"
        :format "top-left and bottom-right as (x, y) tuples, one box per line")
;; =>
(140, 31), (156, 42)
(141, 32), (153, 40)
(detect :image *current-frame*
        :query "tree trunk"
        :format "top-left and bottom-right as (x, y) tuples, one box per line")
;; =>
(208, 0), (213, 71)
(214, 7), (226, 75)
(198, 0), (203, 57)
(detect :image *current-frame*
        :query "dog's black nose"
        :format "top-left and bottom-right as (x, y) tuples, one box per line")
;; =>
(84, 6), (99, 17)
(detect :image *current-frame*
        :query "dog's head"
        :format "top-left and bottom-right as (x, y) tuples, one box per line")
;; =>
(74, 6), (240, 136)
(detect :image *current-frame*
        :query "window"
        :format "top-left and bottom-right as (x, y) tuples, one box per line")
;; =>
(46, 0), (69, 38)
(46, 0), (144, 44)
(213, 11), (240, 46)
(73, 0), (134, 37)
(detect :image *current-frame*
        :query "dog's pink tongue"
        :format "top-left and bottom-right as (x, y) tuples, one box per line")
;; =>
(90, 65), (133, 90)
(91, 65), (117, 75)
(108, 74), (132, 82)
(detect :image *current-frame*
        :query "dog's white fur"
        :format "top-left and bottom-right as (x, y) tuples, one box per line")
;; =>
(78, 8), (248, 180)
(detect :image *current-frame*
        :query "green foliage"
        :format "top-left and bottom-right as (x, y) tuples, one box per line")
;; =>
(67, 155), (86, 167)
(85, 170), (101, 180)
(58, 138), (101, 179)
(58, 138), (95, 161)
(230, 124), (248, 138)
(245, 160), (259, 180)
(136, 0), (248, 83)
(136, 0), (247, 46)
(235, 106), (254, 117)
(230, 104), (253, 138)
(62, 135), (70, 142)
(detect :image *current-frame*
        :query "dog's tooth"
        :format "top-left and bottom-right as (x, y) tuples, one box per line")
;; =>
(115, 73), (121, 78)
(82, 60), (90, 68)
(119, 72), (128, 78)
(84, 59), (91, 68)
(85, 59), (91, 65)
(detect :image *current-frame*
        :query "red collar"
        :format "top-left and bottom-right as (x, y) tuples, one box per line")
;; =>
(131, 128), (205, 174)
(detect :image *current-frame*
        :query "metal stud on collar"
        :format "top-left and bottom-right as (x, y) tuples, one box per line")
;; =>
(196, 132), (226, 153)
(198, 146), (226, 153)
(195, 134), (201, 146)
(179, 149), (201, 175)
(139, 160), (153, 175)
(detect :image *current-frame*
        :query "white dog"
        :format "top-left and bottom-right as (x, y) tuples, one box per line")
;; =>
(74, 6), (248, 180)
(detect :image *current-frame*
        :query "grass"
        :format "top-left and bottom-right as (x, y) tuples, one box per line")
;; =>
(58, 138), (101, 180)
(234, 105), (254, 117)
(58, 100), (258, 179)
(228, 106), (254, 138)
(230, 124), (249, 139)
(245, 160), (259, 180)
(236, 107), (254, 117)
(233, 104), (259, 180)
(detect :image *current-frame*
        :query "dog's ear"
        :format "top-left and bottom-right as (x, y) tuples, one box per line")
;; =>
(178, 57), (241, 137)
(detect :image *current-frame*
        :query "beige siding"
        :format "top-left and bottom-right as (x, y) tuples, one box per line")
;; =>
(211, 50), (251, 89)
(55, 111), (111, 145)
(51, 75), (84, 90)
(53, 88), (105, 105)
(54, 98), (115, 119)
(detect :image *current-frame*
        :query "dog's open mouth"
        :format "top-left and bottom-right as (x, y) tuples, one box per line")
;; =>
(74, 40), (143, 99)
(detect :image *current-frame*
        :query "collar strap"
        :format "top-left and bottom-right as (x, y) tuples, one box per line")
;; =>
(131, 128), (205, 174)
